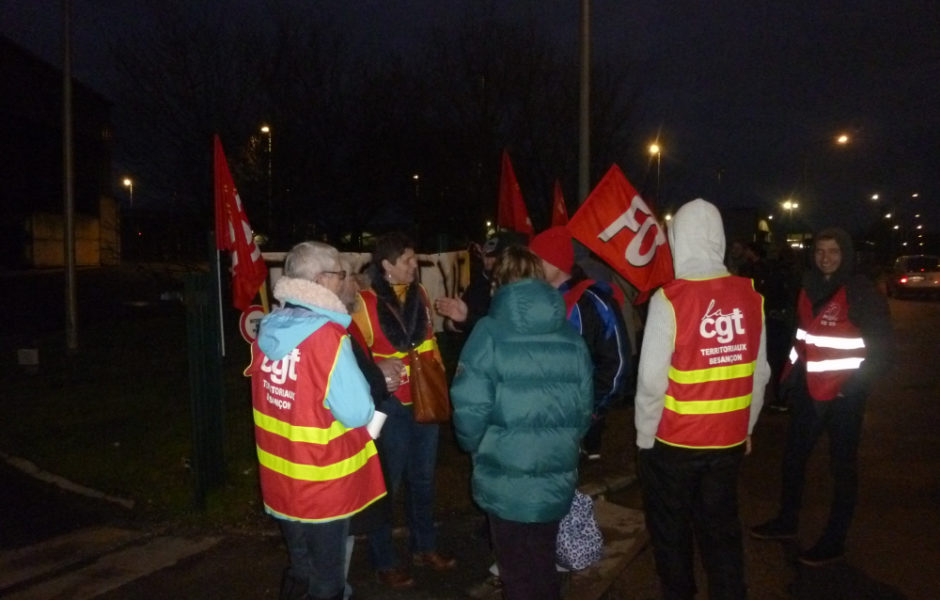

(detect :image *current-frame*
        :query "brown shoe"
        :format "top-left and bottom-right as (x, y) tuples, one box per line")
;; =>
(376, 567), (415, 589)
(412, 551), (457, 571)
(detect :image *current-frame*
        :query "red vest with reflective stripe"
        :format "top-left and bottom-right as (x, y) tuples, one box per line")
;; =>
(247, 323), (386, 522)
(358, 287), (437, 406)
(657, 276), (763, 449)
(792, 287), (866, 401)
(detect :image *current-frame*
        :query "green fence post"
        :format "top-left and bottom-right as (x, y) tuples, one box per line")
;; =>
(184, 259), (226, 509)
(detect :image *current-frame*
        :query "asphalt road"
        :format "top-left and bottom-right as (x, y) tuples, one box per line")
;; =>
(1, 279), (938, 599)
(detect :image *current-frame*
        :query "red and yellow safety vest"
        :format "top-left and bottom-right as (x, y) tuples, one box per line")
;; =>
(788, 287), (866, 401)
(247, 322), (386, 522)
(657, 276), (764, 449)
(357, 287), (438, 406)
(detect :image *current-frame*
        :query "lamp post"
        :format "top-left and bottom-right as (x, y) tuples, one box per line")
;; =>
(782, 199), (799, 239)
(648, 142), (662, 203)
(122, 177), (133, 207)
(260, 125), (273, 237)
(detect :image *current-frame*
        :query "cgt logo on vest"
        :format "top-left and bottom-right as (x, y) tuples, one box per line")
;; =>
(260, 349), (301, 384)
(699, 299), (746, 343)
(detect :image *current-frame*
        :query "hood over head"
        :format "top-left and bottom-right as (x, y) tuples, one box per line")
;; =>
(488, 278), (567, 335)
(803, 226), (856, 305)
(668, 198), (728, 279)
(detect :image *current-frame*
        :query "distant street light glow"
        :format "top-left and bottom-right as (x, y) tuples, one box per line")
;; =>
(871, 194), (879, 201)
(836, 133), (850, 145)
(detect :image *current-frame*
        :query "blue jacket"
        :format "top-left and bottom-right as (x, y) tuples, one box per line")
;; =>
(451, 278), (593, 522)
(257, 278), (374, 429)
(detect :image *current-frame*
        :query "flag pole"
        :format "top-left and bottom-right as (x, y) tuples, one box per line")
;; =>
(212, 240), (226, 358)
(259, 280), (270, 314)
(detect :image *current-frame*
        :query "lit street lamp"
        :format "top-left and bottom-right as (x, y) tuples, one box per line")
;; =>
(260, 124), (273, 237)
(782, 199), (799, 236)
(122, 177), (133, 207)
(648, 142), (662, 202)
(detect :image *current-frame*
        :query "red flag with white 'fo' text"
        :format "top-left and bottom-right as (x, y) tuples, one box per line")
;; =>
(497, 150), (534, 237)
(213, 134), (268, 312)
(551, 179), (568, 226)
(567, 164), (674, 294)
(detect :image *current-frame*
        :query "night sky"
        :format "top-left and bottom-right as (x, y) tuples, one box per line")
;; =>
(2, 0), (937, 238)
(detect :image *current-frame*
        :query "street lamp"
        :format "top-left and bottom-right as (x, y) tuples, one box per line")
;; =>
(122, 177), (133, 207)
(648, 142), (662, 202)
(260, 124), (273, 236)
(782, 199), (799, 236)
(836, 133), (850, 145)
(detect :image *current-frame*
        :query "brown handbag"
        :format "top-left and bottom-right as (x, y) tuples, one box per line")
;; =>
(408, 346), (451, 423)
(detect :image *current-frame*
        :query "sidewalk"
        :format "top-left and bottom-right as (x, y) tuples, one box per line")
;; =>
(0, 466), (646, 600)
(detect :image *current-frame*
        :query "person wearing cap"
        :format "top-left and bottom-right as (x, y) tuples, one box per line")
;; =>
(635, 199), (769, 598)
(529, 226), (631, 461)
(435, 231), (527, 335)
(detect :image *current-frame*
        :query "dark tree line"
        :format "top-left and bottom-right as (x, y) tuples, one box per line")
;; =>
(110, 1), (644, 255)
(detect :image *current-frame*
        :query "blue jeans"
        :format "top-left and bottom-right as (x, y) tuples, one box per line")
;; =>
(368, 399), (440, 570)
(279, 517), (349, 599)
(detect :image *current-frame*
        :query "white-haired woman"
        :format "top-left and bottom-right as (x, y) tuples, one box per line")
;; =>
(246, 241), (387, 600)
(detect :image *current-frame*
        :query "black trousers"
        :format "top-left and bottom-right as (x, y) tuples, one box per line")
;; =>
(639, 443), (747, 600)
(489, 514), (561, 600)
(779, 382), (865, 549)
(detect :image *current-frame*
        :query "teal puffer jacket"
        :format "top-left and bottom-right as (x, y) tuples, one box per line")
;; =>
(451, 278), (593, 523)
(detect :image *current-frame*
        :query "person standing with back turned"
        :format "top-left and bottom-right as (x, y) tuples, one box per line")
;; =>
(750, 227), (891, 566)
(246, 242), (386, 600)
(635, 199), (769, 599)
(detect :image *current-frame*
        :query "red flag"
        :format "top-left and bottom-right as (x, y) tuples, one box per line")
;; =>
(497, 150), (534, 237)
(567, 164), (674, 294)
(550, 179), (568, 226)
(214, 135), (268, 312)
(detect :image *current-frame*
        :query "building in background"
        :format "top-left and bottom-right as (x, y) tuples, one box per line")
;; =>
(0, 36), (118, 269)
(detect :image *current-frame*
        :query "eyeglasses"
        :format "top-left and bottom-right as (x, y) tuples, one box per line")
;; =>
(320, 270), (347, 280)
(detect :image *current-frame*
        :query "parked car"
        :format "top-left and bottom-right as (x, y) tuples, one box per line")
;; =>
(886, 254), (940, 299)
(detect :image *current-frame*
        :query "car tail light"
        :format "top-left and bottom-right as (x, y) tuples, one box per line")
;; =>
(899, 276), (909, 284)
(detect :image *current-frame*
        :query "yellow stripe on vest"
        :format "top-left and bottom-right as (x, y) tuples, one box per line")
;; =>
(664, 393), (751, 415)
(257, 442), (379, 482)
(372, 338), (436, 359)
(668, 361), (756, 384)
(253, 408), (352, 444)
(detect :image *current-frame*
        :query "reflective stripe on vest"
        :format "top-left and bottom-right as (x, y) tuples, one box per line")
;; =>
(247, 323), (387, 522)
(792, 287), (867, 400)
(359, 287), (438, 405)
(656, 276), (763, 449)
(256, 441), (379, 482)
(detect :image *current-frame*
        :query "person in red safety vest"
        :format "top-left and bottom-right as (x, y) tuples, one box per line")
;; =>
(246, 241), (386, 600)
(751, 228), (892, 567)
(350, 232), (457, 586)
(635, 199), (770, 600)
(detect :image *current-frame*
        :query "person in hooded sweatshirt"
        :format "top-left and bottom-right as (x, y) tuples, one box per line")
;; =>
(635, 199), (770, 600)
(751, 228), (891, 567)
(246, 241), (386, 600)
(451, 245), (593, 600)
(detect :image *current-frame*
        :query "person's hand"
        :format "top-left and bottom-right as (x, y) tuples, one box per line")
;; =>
(434, 297), (468, 323)
(378, 358), (404, 392)
(745, 435), (753, 456)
